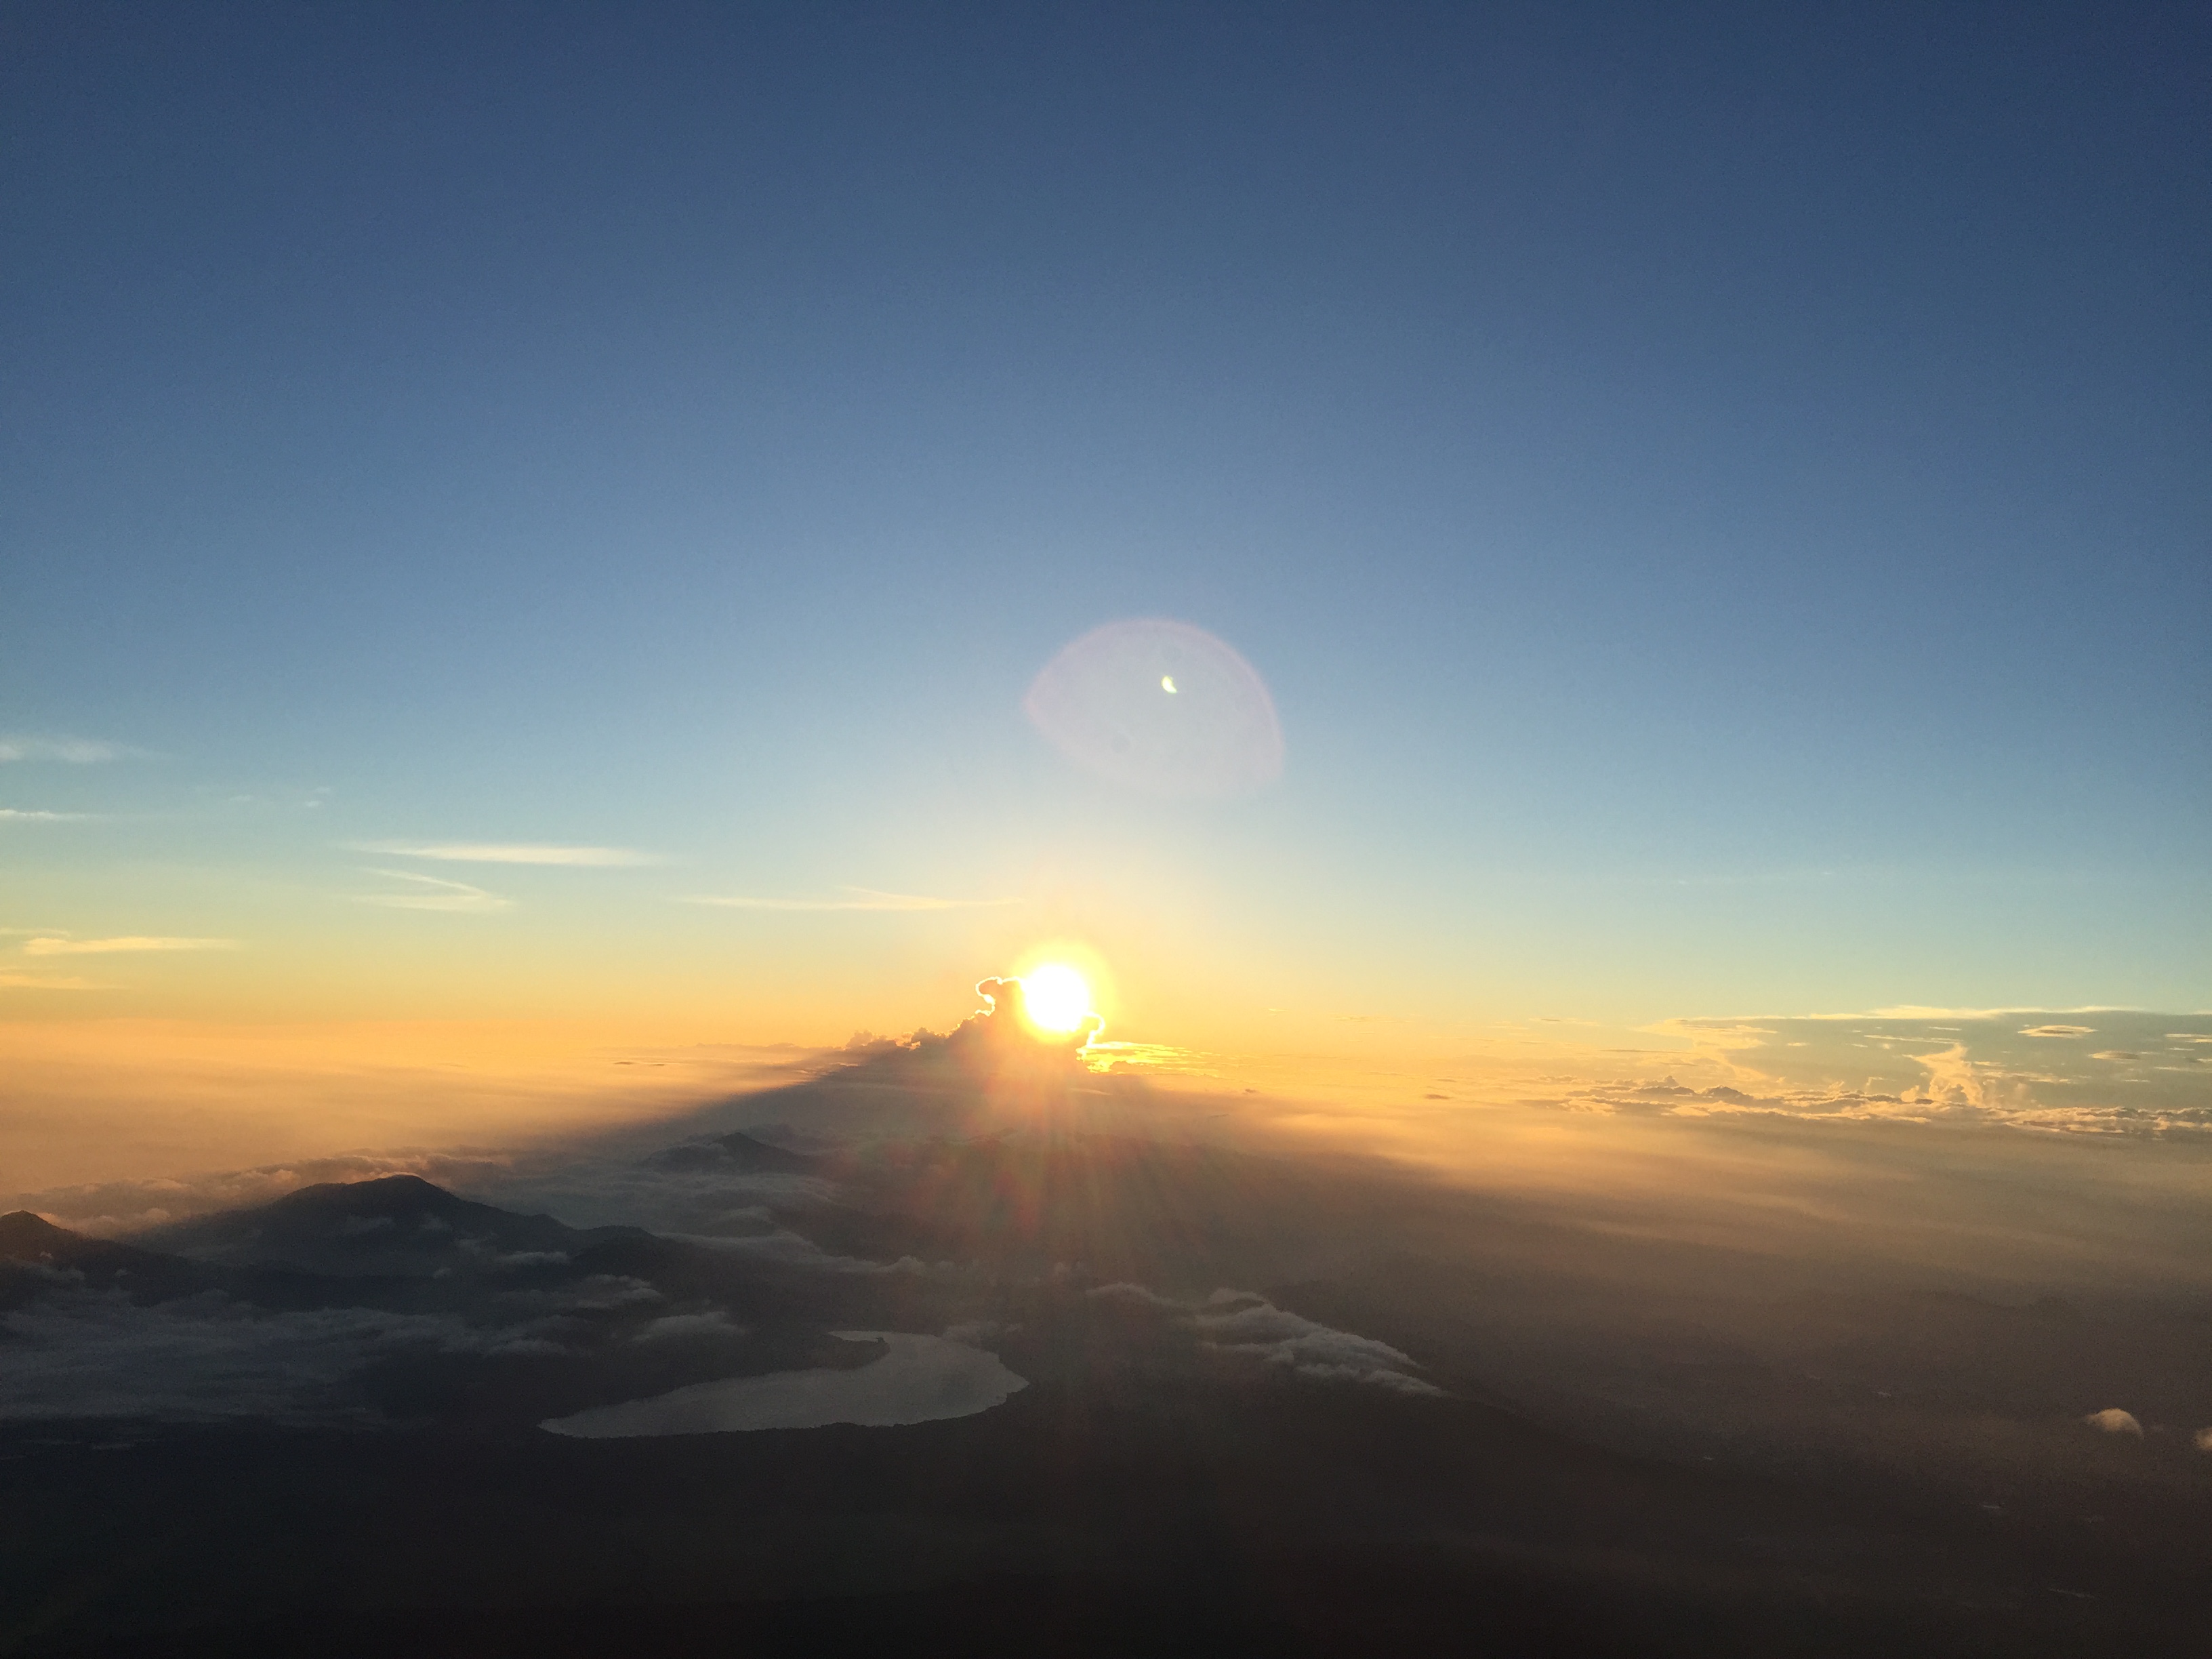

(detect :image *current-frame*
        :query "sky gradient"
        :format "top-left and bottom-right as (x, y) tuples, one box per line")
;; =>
(3, 3), (2207, 1096)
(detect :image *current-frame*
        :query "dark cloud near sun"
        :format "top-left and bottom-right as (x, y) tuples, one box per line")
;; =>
(970, 976), (1103, 1050)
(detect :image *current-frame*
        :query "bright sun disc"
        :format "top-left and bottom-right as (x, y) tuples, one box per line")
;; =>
(1019, 964), (1092, 1035)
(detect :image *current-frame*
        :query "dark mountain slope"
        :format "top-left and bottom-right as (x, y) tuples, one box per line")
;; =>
(8, 1372), (2201, 1658)
(0, 1210), (203, 1307)
(649, 1132), (822, 1175)
(140, 1175), (642, 1278)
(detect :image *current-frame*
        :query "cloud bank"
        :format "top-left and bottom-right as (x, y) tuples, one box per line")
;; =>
(1640, 1010), (2212, 1139)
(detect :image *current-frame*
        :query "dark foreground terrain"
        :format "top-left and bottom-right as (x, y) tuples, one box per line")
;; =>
(6, 1372), (2201, 1659)
(5, 1042), (2210, 1655)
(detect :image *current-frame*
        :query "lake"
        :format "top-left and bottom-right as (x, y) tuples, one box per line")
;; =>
(540, 1332), (1027, 1437)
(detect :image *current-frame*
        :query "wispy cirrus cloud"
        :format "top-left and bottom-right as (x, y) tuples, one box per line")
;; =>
(684, 888), (1021, 913)
(0, 736), (127, 764)
(0, 808), (94, 822)
(22, 937), (239, 956)
(358, 869), (511, 913)
(350, 842), (657, 867)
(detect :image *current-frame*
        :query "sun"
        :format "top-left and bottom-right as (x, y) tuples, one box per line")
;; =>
(1018, 964), (1094, 1036)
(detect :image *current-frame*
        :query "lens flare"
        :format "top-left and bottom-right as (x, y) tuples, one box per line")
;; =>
(1019, 964), (1094, 1036)
(1023, 617), (1283, 798)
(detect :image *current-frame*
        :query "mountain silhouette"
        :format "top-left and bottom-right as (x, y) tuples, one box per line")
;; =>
(649, 1131), (822, 1175)
(142, 1175), (635, 1278)
(0, 1210), (203, 1306)
(1, 1209), (92, 1261)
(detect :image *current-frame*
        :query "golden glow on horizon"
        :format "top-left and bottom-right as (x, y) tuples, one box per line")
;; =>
(1018, 964), (1094, 1035)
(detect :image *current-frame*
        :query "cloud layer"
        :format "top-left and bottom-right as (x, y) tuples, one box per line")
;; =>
(0, 1290), (501, 1425)
(1091, 1283), (1440, 1395)
(1637, 1010), (2212, 1139)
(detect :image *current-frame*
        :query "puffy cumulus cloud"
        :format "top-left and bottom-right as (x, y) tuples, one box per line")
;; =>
(1088, 1283), (1439, 1396)
(1604, 1011), (2212, 1141)
(1591, 1075), (2212, 1140)
(2083, 1408), (2144, 1437)
(750, 978), (1107, 1102)
(1546, 1075), (1954, 1126)
(0, 1289), (526, 1425)
(1193, 1291), (1443, 1395)
(971, 976), (1103, 1050)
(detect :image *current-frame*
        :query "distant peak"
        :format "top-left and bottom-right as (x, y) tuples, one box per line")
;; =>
(0, 1209), (75, 1246)
(268, 1174), (459, 1212)
(711, 1132), (819, 1172)
(649, 1132), (820, 1174)
(0, 1209), (92, 1263)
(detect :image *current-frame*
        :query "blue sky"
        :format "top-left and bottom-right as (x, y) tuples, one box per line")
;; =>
(2, 1), (2206, 1039)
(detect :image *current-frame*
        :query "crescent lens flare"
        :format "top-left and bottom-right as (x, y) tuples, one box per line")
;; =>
(1019, 964), (1094, 1036)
